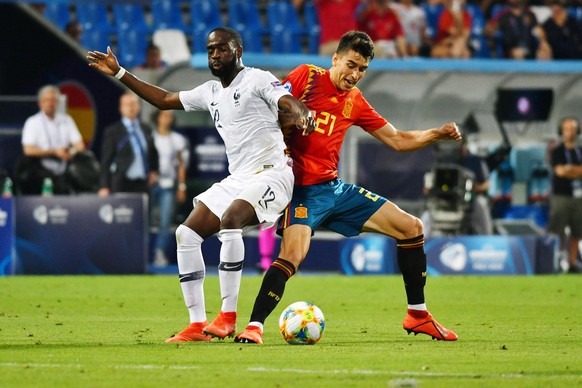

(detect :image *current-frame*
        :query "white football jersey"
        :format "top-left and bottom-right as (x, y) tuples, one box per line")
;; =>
(179, 67), (291, 176)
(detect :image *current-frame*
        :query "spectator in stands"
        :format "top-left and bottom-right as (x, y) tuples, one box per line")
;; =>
(357, 0), (409, 58)
(548, 117), (582, 274)
(136, 43), (167, 70)
(493, 0), (552, 59)
(392, 0), (428, 56)
(543, 0), (582, 59)
(98, 92), (159, 195)
(431, 0), (472, 58)
(294, 0), (362, 55)
(65, 20), (83, 44)
(150, 109), (189, 267)
(20, 85), (85, 194)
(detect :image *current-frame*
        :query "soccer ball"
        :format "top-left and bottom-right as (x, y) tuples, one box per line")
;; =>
(279, 301), (325, 345)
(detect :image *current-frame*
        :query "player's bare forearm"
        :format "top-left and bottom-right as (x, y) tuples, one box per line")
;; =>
(278, 95), (315, 136)
(87, 47), (182, 110)
(372, 122), (461, 151)
(117, 72), (182, 110)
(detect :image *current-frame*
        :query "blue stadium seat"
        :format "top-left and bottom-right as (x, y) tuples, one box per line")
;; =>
(466, 4), (491, 58)
(190, 0), (223, 53)
(266, 1), (305, 54)
(490, 4), (509, 19)
(81, 28), (111, 51)
(422, 3), (444, 41)
(239, 29), (266, 53)
(112, 4), (152, 33)
(567, 6), (582, 21)
(152, 0), (189, 32)
(509, 146), (547, 182)
(304, 0), (321, 54)
(117, 29), (150, 69)
(76, 4), (115, 34)
(228, 0), (267, 53)
(44, 2), (71, 30)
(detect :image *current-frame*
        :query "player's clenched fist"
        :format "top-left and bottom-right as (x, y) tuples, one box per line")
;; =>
(437, 122), (462, 141)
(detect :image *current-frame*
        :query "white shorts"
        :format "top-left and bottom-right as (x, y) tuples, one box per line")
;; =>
(194, 162), (294, 229)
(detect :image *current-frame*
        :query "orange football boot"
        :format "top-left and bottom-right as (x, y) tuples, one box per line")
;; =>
(165, 321), (212, 342)
(203, 311), (237, 339)
(403, 310), (458, 341)
(234, 325), (264, 344)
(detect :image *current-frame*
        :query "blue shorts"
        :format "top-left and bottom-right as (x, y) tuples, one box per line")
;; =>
(278, 179), (387, 237)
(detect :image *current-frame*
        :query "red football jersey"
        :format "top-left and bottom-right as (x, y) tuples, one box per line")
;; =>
(284, 64), (388, 186)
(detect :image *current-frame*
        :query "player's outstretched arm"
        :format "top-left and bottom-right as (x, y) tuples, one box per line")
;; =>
(87, 46), (183, 110)
(371, 121), (462, 151)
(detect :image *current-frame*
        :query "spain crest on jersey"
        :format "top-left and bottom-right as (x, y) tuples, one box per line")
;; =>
(294, 206), (308, 219)
(342, 100), (353, 118)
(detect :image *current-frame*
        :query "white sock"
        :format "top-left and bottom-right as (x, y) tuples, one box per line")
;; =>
(408, 303), (427, 311)
(175, 224), (207, 323)
(217, 228), (244, 313)
(248, 321), (264, 332)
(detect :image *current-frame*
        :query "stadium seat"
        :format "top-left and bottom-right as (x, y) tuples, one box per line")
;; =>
(567, 6), (582, 21)
(43, 2), (71, 30)
(228, 0), (268, 53)
(76, 4), (115, 34)
(152, 0), (189, 32)
(153, 29), (192, 65)
(466, 4), (491, 58)
(422, 3), (444, 41)
(117, 28), (150, 69)
(527, 161), (550, 204)
(530, 5), (551, 24)
(190, 0), (223, 53)
(81, 28), (111, 52)
(112, 4), (152, 33)
(266, 1), (305, 54)
(509, 146), (547, 182)
(490, 4), (510, 19)
(303, 0), (321, 54)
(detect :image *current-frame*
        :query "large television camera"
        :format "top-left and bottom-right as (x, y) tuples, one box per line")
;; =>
(424, 164), (475, 235)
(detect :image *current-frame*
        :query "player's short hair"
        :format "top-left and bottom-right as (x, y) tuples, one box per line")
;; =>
(336, 31), (375, 61)
(209, 26), (243, 49)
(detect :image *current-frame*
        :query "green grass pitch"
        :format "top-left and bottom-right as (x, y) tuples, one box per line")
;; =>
(1, 274), (581, 387)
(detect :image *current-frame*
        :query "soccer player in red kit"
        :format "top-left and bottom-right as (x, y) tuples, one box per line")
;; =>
(235, 31), (461, 344)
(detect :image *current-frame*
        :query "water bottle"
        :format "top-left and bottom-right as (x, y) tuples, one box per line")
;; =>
(1, 177), (13, 198)
(41, 177), (54, 197)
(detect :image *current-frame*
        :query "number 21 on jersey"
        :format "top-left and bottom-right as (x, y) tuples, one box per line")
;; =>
(314, 111), (336, 137)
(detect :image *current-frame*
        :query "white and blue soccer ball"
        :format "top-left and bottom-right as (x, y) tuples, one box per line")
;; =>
(279, 301), (325, 345)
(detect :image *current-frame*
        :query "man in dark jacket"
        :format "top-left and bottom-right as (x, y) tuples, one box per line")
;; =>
(98, 91), (158, 195)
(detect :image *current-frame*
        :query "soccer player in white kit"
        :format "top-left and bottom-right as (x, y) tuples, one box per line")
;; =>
(87, 27), (315, 342)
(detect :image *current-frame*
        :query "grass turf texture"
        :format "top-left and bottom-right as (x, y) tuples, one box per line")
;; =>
(0, 275), (580, 387)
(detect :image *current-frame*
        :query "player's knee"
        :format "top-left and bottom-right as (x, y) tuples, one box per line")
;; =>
(403, 215), (424, 239)
(176, 224), (204, 249)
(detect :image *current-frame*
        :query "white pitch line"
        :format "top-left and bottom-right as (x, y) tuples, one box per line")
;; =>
(0, 362), (200, 370)
(248, 367), (582, 379)
(1, 363), (580, 379)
